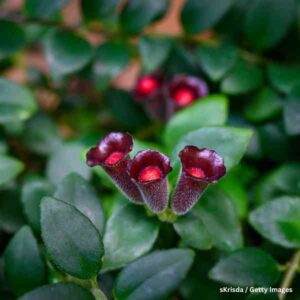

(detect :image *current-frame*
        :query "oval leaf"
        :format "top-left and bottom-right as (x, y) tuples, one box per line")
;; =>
(0, 155), (24, 186)
(41, 197), (104, 279)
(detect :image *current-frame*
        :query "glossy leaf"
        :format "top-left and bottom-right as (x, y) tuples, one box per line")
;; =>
(54, 173), (105, 235)
(0, 155), (24, 186)
(249, 196), (300, 248)
(164, 95), (228, 150)
(19, 283), (95, 300)
(41, 197), (104, 279)
(0, 21), (26, 60)
(245, 0), (295, 50)
(279, 220), (300, 245)
(181, 0), (234, 33)
(174, 126), (253, 170)
(25, 0), (70, 18)
(45, 29), (93, 76)
(115, 249), (194, 300)
(209, 248), (280, 287)
(283, 98), (300, 135)
(197, 43), (238, 81)
(0, 78), (37, 124)
(221, 59), (263, 95)
(102, 205), (159, 272)
(4, 226), (46, 296)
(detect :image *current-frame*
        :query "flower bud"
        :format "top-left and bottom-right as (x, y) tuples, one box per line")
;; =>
(128, 150), (172, 213)
(86, 132), (143, 204)
(171, 146), (226, 215)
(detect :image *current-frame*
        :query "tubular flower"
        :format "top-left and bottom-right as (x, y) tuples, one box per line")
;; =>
(171, 146), (226, 215)
(166, 75), (209, 118)
(128, 150), (172, 213)
(86, 132), (143, 204)
(133, 74), (166, 122)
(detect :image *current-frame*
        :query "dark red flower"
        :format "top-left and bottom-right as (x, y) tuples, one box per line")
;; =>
(128, 150), (172, 213)
(171, 146), (226, 215)
(166, 75), (208, 118)
(134, 74), (162, 100)
(86, 132), (143, 204)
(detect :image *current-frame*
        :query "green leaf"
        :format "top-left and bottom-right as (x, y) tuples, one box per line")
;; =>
(115, 249), (194, 300)
(45, 29), (93, 76)
(174, 126), (253, 170)
(4, 226), (46, 296)
(197, 43), (238, 81)
(245, 0), (295, 50)
(41, 197), (104, 279)
(279, 220), (300, 245)
(25, 0), (70, 18)
(244, 88), (282, 123)
(249, 196), (300, 248)
(46, 143), (91, 185)
(164, 95), (228, 150)
(102, 205), (159, 272)
(0, 155), (24, 186)
(192, 186), (243, 251)
(209, 248), (280, 287)
(0, 78), (37, 124)
(22, 114), (62, 155)
(139, 36), (173, 73)
(19, 283), (95, 300)
(268, 64), (300, 94)
(54, 173), (105, 235)
(0, 21), (26, 60)
(120, 0), (169, 34)
(21, 177), (55, 233)
(174, 214), (213, 250)
(105, 89), (149, 129)
(181, 0), (234, 33)
(221, 59), (263, 95)
(93, 42), (131, 91)
(283, 98), (300, 135)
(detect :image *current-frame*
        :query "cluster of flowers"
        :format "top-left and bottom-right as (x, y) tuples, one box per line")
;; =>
(133, 74), (209, 122)
(86, 132), (226, 215)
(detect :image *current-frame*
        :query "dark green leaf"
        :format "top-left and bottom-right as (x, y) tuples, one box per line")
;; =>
(221, 59), (263, 95)
(0, 78), (37, 124)
(244, 88), (282, 123)
(283, 98), (300, 135)
(115, 249), (194, 300)
(19, 283), (95, 300)
(102, 205), (159, 272)
(0, 21), (26, 60)
(197, 43), (238, 81)
(4, 226), (46, 296)
(22, 114), (62, 155)
(192, 186), (243, 251)
(245, 0), (295, 50)
(174, 214), (213, 250)
(93, 42), (131, 91)
(209, 248), (280, 287)
(21, 177), (55, 233)
(105, 89), (149, 129)
(0, 155), (24, 186)
(45, 29), (93, 76)
(181, 0), (234, 33)
(25, 0), (70, 18)
(120, 0), (169, 34)
(174, 126), (253, 170)
(46, 143), (91, 185)
(247, 293), (279, 300)
(54, 173), (105, 235)
(139, 36), (173, 73)
(164, 95), (228, 150)
(41, 197), (104, 279)
(249, 196), (300, 248)
(279, 220), (300, 245)
(268, 64), (300, 94)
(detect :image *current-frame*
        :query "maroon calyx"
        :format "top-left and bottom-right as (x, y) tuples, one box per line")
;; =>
(171, 145), (226, 215)
(86, 132), (143, 204)
(129, 150), (172, 213)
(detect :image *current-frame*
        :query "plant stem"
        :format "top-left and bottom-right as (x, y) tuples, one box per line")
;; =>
(278, 250), (300, 300)
(90, 277), (108, 300)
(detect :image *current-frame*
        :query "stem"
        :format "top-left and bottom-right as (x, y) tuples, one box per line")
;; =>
(278, 250), (300, 300)
(90, 277), (108, 300)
